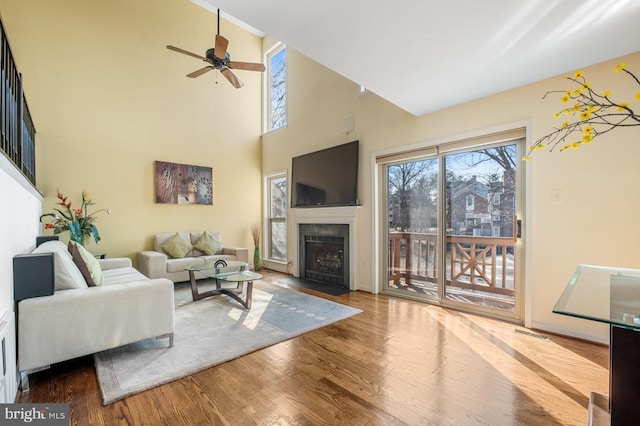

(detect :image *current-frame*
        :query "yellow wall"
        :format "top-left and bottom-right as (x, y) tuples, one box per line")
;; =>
(0, 0), (263, 261)
(263, 47), (640, 341)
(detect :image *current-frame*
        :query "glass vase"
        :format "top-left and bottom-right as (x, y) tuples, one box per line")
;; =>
(253, 247), (263, 271)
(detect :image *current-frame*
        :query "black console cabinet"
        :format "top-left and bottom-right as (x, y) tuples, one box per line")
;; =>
(13, 253), (54, 301)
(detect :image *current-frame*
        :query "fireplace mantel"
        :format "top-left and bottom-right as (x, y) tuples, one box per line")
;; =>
(291, 206), (360, 290)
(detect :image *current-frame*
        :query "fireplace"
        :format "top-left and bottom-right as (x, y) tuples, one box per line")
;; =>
(299, 224), (349, 289)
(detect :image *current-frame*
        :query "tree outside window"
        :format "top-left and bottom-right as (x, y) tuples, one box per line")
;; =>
(266, 173), (287, 261)
(267, 44), (287, 132)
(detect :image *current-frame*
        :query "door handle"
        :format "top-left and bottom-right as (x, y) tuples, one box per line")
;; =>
(514, 216), (522, 241)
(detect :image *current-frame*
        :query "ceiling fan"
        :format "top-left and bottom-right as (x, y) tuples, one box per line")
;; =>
(166, 9), (265, 88)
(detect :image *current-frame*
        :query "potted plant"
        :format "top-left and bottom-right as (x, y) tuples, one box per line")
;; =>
(40, 189), (110, 246)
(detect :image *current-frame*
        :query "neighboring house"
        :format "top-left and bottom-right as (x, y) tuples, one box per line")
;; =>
(447, 176), (490, 235)
(446, 172), (516, 238)
(488, 170), (516, 238)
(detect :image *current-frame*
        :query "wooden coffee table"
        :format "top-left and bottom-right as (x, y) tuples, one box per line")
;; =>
(185, 261), (261, 308)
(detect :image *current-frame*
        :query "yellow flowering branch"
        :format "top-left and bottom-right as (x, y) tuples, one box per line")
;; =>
(524, 63), (640, 160)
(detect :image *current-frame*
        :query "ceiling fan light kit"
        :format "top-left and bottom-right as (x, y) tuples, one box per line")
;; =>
(167, 9), (265, 88)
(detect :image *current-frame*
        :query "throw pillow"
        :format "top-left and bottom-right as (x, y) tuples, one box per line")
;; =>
(162, 233), (193, 258)
(68, 241), (104, 286)
(68, 242), (96, 287)
(193, 231), (222, 255)
(32, 240), (87, 290)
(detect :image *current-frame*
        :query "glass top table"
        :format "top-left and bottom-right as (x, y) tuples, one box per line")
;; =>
(185, 260), (262, 308)
(553, 264), (640, 329)
(553, 264), (640, 424)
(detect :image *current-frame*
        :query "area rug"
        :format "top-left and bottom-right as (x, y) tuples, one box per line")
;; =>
(275, 277), (351, 296)
(94, 281), (361, 405)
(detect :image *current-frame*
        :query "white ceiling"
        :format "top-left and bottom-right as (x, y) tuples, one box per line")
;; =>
(193, 0), (640, 116)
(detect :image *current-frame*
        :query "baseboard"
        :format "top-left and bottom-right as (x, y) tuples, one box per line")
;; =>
(354, 283), (373, 292)
(0, 311), (17, 403)
(262, 260), (289, 274)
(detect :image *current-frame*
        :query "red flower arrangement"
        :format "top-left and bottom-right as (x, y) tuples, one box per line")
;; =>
(40, 189), (110, 245)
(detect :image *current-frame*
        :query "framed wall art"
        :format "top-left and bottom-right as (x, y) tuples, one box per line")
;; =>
(154, 161), (213, 205)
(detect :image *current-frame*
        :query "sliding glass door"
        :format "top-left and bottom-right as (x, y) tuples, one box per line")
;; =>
(386, 156), (440, 300)
(442, 144), (519, 313)
(381, 133), (524, 320)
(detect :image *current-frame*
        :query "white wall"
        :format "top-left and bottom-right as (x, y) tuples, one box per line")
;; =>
(0, 154), (42, 402)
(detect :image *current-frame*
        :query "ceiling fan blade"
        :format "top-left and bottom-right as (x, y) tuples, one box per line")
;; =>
(166, 45), (207, 61)
(214, 35), (228, 60)
(228, 61), (266, 72)
(221, 69), (244, 88)
(186, 66), (214, 78)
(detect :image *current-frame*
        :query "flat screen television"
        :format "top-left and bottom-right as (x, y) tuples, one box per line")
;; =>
(291, 140), (359, 207)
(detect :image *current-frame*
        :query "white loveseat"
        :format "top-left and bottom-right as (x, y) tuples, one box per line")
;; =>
(17, 240), (175, 390)
(137, 231), (249, 283)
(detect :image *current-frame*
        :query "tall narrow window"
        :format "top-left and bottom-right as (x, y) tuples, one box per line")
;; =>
(266, 44), (287, 132)
(265, 172), (287, 261)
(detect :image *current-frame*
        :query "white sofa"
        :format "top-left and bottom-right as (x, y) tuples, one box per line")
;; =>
(137, 231), (249, 282)
(17, 240), (175, 390)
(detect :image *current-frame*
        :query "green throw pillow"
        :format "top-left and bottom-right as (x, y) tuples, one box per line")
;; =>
(68, 241), (104, 286)
(162, 233), (193, 258)
(194, 231), (222, 255)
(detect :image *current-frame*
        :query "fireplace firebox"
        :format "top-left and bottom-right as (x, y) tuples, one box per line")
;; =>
(299, 224), (349, 289)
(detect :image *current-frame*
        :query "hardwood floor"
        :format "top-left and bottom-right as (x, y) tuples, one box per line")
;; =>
(17, 270), (608, 425)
